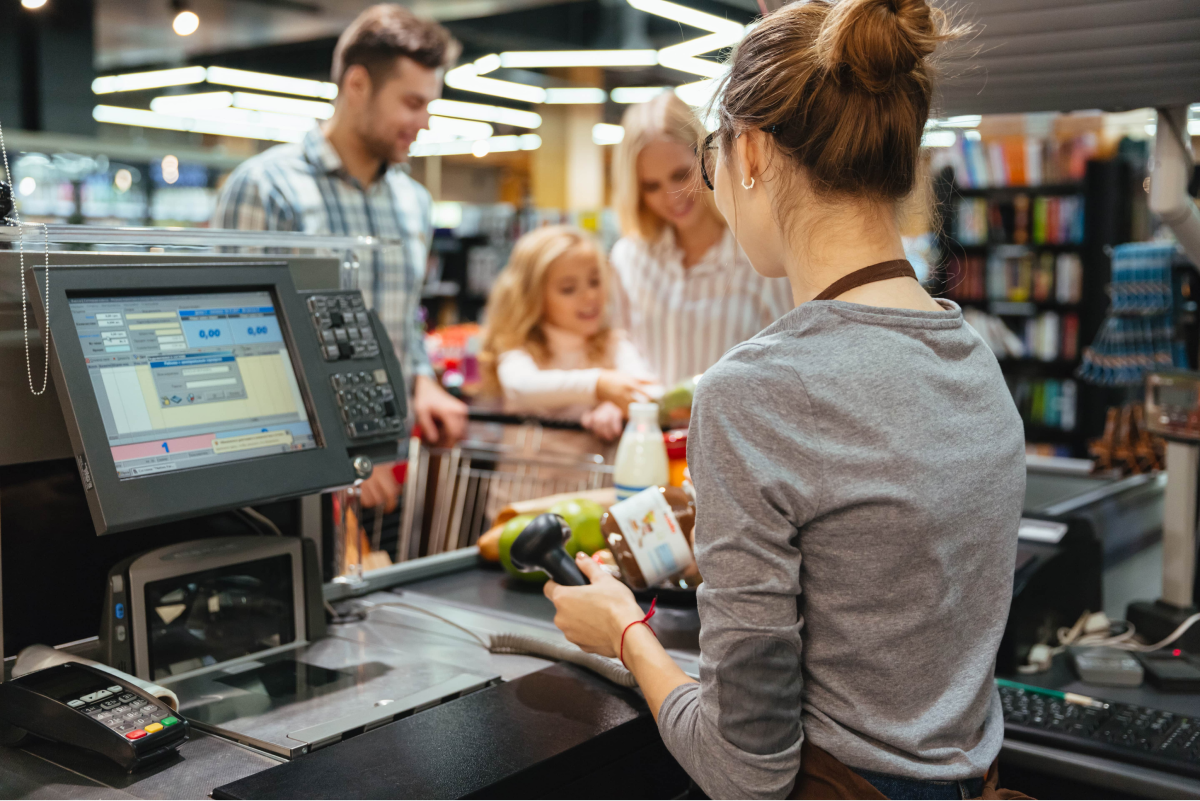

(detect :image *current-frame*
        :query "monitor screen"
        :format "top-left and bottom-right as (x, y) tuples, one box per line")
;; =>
(69, 290), (317, 480)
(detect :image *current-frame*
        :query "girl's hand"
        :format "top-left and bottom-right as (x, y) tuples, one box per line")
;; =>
(596, 370), (653, 412)
(544, 553), (645, 658)
(581, 401), (624, 441)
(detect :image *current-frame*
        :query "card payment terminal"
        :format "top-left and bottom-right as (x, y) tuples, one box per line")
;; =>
(0, 662), (189, 772)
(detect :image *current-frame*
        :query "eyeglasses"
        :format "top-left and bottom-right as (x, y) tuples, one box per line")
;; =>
(695, 125), (779, 192)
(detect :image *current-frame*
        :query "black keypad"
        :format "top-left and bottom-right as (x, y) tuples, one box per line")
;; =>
(309, 291), (380, 362)
(330, 369), (402, 440)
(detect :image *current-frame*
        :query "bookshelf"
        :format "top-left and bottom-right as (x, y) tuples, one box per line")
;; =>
(935, 158), (1135, 457)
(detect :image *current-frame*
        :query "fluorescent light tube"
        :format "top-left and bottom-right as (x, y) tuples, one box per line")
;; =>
(232, 93), (334, 119)
(943, 115), (982, 128)
(922, 130), (957, 148)
(206, 66), (338, 100)
(92, 66), (207, 94)
(93, 105), (305, 143)
(658, 32), (736, 78)
(409, 134), (542, 158)
(426, 116), (495, 139)
(592, 123), (625, 145)
(674, 78), (717, 107)
(499, 50), (658, 69)
(627, 0), (745, 37)
(150, 91), (233, 113)
(611, 86), (669, 104)
(427, 99), (541, 129)
(445, 63), (547, 104)
(543, 87), (608, 104)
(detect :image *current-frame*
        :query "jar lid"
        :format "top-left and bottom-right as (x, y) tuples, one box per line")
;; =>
(628, 402), (659, 419)
(663, 429), (688, 459)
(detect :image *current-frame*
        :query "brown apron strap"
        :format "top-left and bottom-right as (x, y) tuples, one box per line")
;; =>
(814, 259), (917, 302)
(790, 741), (1033, 800)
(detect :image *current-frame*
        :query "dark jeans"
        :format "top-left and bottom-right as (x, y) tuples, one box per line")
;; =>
(855, 767), (986, 800)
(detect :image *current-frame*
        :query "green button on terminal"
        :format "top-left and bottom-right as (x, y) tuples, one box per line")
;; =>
(161, 716), (180, 727)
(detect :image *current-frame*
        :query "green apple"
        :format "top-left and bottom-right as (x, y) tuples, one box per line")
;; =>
(548, 499), (607, 555)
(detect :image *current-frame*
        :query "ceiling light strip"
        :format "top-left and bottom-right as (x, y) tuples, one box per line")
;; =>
(93, 105), (304, 143)
(445, 64), (547, 104)
(92, 66), (207, 94)
(427, 99), (541, 129)
(205, 66), (338, 100)
(409, 134), (541, 158)
(626, 0), (745, 37)
(499, 50), (658, 69)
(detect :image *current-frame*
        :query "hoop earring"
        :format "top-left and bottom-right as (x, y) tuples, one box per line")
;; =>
(741, 177), (755, 190)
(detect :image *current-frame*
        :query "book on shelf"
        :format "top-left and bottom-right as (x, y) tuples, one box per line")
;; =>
(944, 251), (1081, 309)
(1009, 377), (1078, 433)
(932, 132), (1099, 189)
(955, 195), (1084, 246)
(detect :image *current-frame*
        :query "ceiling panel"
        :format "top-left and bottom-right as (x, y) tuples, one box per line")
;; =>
(938, 0), (1200, 114)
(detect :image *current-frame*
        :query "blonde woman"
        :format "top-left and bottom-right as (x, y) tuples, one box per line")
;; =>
(610, 92), (793, 387)
(481, 225), (656, 441)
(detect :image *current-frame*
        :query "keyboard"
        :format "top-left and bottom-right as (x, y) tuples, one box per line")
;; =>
(1000, 683), (1200, 778)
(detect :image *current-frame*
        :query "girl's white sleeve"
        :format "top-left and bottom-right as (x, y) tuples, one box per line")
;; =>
(612, 335), (658, 383)
(497, 349), (600, 412)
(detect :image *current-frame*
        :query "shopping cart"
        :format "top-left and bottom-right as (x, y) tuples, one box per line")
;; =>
(396, 413), (615, 561)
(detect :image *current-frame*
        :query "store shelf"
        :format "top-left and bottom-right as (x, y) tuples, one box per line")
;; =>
(951, 183), (1084, 197)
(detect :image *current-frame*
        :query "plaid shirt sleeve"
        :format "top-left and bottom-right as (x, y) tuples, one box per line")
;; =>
(213, 163), (299, 232)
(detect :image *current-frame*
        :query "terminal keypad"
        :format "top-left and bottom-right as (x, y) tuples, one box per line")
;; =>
(71, 685), (180, 740)
(308, 293), (380, 362)
(331, 368), (403, 440)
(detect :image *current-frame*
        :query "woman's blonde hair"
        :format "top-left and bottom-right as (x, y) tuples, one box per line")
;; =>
(479, 225), (613, 396)
(612, 92), (721, 241)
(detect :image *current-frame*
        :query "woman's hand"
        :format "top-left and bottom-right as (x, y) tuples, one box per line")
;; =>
(544, 554), (646, 658)
(581, 401), (624, 441)
(596, 370), (653, 412)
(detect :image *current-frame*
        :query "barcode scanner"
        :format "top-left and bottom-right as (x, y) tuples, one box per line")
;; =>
(510, 513), (589, 586)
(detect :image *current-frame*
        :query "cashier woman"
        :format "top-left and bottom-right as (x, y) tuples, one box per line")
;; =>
(545, 0), (1027, 799)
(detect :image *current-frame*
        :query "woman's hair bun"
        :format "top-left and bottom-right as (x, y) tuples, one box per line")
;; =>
(816, 0), (949, 93)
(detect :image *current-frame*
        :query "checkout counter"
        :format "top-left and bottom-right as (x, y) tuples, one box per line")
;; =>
(0, 227), (1197, 799)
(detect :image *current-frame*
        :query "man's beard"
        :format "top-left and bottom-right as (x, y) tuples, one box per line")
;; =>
(359, 121), (405, 166)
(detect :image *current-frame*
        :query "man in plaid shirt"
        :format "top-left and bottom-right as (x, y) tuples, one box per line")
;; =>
(214, 5), (467, 510)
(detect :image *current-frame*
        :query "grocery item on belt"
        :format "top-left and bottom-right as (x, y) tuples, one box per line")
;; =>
(659, 374), (699, 429)
(601, 485), (696, 591)
(614, 402), (669, 501)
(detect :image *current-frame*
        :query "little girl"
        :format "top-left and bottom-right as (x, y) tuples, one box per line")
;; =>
(481, 225), (657, 441)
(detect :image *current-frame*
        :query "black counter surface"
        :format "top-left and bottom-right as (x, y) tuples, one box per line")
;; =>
(211, 662), (690, 800)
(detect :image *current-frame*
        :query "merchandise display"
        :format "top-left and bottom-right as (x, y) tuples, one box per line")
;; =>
(2, 0), (1199, 798)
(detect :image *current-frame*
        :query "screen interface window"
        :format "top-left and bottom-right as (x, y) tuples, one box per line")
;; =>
(69, 290), (317, 480)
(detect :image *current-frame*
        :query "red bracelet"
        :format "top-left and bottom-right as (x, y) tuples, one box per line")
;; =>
(619, 597), (658, 668)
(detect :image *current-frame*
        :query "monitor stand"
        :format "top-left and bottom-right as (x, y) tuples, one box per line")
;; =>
(1128, 440), (1200, 650)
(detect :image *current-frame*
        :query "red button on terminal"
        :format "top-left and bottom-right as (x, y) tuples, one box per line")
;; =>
(125, 730), (147, 740)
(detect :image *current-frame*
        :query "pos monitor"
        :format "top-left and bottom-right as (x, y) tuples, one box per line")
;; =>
(28, 260), (396, 534)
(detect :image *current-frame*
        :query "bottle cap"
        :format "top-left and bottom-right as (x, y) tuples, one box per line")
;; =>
(628, 402), (659, 420)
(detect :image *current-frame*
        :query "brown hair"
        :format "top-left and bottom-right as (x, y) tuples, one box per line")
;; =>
(479, 226), (613, 398)
(717, 0), (964, 202)
(332, 5), (460, 88)
(613, 92), (721, 241)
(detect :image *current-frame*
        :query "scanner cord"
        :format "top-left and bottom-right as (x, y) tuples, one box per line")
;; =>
(0, 116), (51, 396)
(356, 600), (637, 688)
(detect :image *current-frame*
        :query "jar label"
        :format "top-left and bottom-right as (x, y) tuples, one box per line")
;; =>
(608, 487), (695, 587)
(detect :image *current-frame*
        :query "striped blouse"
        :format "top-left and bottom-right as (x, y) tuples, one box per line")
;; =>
(609, 227), (795, 387)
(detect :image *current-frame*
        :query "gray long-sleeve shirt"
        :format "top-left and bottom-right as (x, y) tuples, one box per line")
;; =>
(658, 299), (1025, 799)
